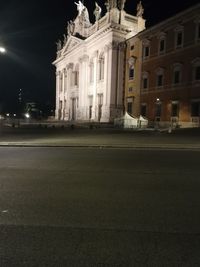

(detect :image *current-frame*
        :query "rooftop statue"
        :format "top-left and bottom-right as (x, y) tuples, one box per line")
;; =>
(74, 1), (85, 16)
(74, 1), (90, 25)
(94, 2), (102, 21)
(136, 1), (144, 17)
(117, 0), (126, 11)
(56, 39), (62, 51)
(67, 20), (75, 36)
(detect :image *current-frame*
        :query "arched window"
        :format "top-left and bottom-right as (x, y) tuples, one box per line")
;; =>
(128, 57), (136, 80)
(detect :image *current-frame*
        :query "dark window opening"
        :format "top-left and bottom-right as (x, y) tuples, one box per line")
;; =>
(141, 105), (147, 117)
(171, 103), (179, 117)
(191, 102), (200, 117)
(195, 66), (200, 80)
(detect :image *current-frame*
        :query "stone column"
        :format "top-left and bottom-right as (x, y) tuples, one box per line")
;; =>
(100, 42), (117, 122)
(91, 51), (98, 121)
(66, 63), (74, 120)
(79, 55), (89, 120)
(55, 71), (60, 120)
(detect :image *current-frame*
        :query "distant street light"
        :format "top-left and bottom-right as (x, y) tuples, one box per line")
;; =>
(0, 47), (6, 53)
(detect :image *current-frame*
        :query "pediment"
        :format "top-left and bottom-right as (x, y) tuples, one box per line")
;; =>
(62, 36), (83, 55)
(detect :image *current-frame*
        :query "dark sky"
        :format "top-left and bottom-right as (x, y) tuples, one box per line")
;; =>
(0, 0), (199, 113)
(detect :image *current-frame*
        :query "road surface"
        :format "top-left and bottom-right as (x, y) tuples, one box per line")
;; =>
(0, 147), (200, 266)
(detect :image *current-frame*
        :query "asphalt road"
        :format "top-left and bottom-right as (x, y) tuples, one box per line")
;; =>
(0, 147), (200, 266)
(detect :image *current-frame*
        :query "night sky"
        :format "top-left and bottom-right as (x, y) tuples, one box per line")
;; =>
(0, 0), (199, 114)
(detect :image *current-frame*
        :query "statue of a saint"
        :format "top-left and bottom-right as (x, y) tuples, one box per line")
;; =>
(56, 40), (62, 51)
(117, 0), (126, 11)
(94, 2), (102, 21)
(105, 0), (110, 12)
(67, 20), (75, 36)
(74, 1), (85, 16)
(63, 34), (67, 45)
(136, 1), (144, 17)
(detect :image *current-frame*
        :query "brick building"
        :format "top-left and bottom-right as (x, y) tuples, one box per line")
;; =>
(125, 4), (200, 128)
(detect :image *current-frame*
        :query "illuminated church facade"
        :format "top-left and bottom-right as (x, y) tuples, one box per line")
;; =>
(53, 0), (145, 122)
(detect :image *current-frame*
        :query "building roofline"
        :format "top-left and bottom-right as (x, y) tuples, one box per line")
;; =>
(137, 3), (200, 37)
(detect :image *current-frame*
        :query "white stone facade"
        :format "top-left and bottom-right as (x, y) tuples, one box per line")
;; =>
(53, 0), (145, 122)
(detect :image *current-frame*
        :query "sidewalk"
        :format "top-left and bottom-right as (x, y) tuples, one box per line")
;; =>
(0, 126), (200, 149)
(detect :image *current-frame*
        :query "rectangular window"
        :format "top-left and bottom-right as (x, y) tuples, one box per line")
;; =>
(127, 97), (133, 114)
(143, 77), (148, 89)
(129, 67), (134, 80)
(127, 102), (133, 114)
(159, 39), (165, 53)
(174, 70), (180, 84)
(176, 31), (183, 48)
(157, 74), (163, 87)
(143, 46), (150, 58)
(155, 103), (162, 117)
(171, 102), (179, 117)
(141, 104), (147, 117)
(131, 45), (135, 50)
(196, 23), (200, 40)
(195, 66), (200, 80)
(191, 102), (200, 117)
(128, 87), (133, 93)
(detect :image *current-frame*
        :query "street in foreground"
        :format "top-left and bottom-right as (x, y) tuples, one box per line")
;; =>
(0, 147), (200, 266)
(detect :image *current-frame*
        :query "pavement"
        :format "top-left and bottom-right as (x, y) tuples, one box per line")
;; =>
(0, 125), (200, 149)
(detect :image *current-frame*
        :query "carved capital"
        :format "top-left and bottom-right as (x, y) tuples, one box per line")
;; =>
(67, 63), (74, 70)
(107, 41), (119, 50)
(79, 54), (89, 63)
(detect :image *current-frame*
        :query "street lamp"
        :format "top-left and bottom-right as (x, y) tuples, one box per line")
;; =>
(0, 47), (6, 53)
